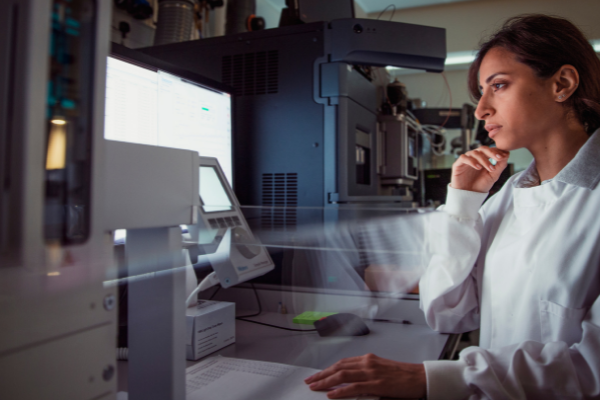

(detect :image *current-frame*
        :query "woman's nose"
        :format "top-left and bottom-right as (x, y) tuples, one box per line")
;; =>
(475, 93), (493, 120)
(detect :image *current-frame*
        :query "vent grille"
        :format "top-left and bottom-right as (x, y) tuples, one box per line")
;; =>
(222, 51), (279, 96)
(208, 216), (242, 230)
(261, 173), (298, 231)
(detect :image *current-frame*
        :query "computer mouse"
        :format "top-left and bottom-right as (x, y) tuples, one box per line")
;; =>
(313, 313), (370, 337)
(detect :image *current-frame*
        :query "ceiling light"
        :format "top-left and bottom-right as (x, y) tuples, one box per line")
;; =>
(444, 51), (476, 65)
(387, 40), (600, 73)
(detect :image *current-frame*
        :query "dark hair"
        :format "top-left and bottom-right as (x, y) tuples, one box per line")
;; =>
(468, 14), (600, 134)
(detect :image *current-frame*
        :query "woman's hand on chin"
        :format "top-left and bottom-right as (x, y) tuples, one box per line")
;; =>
(451, 146), (510, 193)
(304, 354), (426, 399)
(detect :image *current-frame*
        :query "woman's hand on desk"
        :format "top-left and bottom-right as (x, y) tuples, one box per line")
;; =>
(304, 353), (426, 399)
(451, 146), (510, 193)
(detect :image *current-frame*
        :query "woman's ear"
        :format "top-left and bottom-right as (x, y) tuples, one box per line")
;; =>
(553, 64), (579, 102)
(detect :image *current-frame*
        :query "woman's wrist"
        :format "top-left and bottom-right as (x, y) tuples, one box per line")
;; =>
(444, 185), (488, 220)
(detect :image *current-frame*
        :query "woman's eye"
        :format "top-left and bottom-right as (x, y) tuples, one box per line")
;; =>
(492, 83), (506, 91)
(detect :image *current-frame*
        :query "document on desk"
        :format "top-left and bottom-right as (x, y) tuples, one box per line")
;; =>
(186, 356), (378, 400)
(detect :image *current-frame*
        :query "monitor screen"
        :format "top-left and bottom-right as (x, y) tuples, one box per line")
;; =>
(104, 56), (233, 185)
(199, 166), (233, 213)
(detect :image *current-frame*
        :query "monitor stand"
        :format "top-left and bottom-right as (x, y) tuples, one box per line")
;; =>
(126, 227), (186, 400)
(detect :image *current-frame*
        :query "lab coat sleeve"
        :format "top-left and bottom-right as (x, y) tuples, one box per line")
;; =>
(424, 295), (600, 399)
(419, 185), (488, 333)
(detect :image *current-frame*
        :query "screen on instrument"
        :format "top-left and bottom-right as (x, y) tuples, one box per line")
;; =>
(199, 166), (233, 213)
(104, 56), (233, 185)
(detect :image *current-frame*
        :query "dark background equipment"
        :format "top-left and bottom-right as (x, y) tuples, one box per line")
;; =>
(423, 164), (515, 205)
(141, 19), (445, 231)
(154, 0), (195, 45)
(140, 18), (445, 289)
(226, 0), (264, 34)
(279, 0), (355, 27)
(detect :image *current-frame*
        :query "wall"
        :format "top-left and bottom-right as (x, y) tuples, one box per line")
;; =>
(375, 0), (600, 171)
(375, 0), (600, 53)
(257, 0), (282, 29)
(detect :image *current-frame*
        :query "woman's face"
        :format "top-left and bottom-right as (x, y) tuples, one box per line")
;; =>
(475, 47), (559, 151)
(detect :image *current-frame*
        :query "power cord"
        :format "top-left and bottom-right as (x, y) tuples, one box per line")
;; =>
(235, 283), (317, 333)
(236, 318), (317, 332)
(376, 4), (397, 21)
(235, 283), (262, 318)
(118, 281), (315, 362)
(186, 271), (220, 307)
(208, 285), (221, 300)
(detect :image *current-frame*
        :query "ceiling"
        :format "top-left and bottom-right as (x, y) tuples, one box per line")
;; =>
(263, 0), (480, 16)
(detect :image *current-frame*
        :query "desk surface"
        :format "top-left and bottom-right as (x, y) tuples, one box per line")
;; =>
(119, 312), (452, 398)
(190, 312), (450, 370)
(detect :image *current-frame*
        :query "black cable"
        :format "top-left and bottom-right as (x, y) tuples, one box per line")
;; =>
(208, 285), (221, 300)
(237, 317), (317, 332)
(235, 283), (262, 318)
(235, 283), (317, 332)
(376, 4), (397, 21)
(371, 319), (413, 325)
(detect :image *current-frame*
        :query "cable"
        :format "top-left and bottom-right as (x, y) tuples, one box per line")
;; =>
(208, 285), (221, 300)
(186, 271), (220, 307)
(439, 72), (453, 128)
(376, 4), (396, 21)
(237, 318), (317, 332)
(235, 283), (262, 318)
(371, 319), (413, 325)
(404, 110), (447, 156)
(235, 283), (317, 332)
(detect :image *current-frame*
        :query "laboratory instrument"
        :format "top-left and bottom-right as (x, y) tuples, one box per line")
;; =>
(187, 156), (274, 292)
(141, 18), (446, 232)
(0, 0), (115, 398)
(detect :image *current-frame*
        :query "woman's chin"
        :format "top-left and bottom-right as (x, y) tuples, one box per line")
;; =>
(491, 138), (521, 152)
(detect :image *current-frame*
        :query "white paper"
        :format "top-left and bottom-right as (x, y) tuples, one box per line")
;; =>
(186, 356), (378, 400)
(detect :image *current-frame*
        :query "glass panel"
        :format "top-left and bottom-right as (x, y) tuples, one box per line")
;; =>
(44, 0), (96, 244)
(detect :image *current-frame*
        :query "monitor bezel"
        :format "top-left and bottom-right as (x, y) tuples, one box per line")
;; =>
(108, 42), (235, 188)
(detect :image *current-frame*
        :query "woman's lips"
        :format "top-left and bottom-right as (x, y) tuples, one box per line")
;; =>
(485, 124), (502, 138)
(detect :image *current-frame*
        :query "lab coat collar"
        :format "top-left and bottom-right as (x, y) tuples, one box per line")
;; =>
(514, 129), (600, 190)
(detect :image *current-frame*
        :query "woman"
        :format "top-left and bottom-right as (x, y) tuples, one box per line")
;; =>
(305, 14), (600, 399)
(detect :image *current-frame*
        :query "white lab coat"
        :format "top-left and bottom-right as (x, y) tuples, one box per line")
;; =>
(420, 131), (600, 399)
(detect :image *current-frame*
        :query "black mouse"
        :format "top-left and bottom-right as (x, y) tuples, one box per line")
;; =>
(313, 313), (370, 337)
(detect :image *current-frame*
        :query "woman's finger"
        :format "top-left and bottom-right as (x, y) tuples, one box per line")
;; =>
(308, 369), (368, 391)
(304, 359), (362, 384)
(468, 150), (497, 172)
(326, 382), (374, 399)
(456, 153), (483, 171)
(475, 145), (509, 161)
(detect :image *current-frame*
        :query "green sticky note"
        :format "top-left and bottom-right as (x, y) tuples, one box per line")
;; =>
(292, 311), (337, 325)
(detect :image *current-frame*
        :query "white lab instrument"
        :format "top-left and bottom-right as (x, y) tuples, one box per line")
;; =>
(186, 157), (274, 306)
(0, 1), (115, 399)
(186, 300), (235, 360)
(104, 140), (200, 400)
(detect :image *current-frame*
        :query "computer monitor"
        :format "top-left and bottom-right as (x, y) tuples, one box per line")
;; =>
(104, 43), (233, 185)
